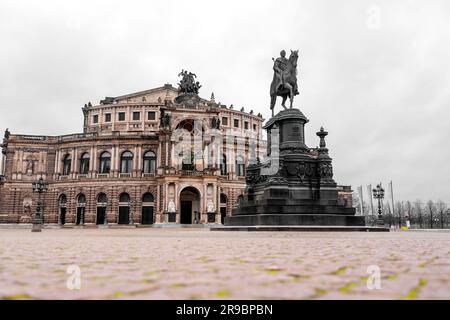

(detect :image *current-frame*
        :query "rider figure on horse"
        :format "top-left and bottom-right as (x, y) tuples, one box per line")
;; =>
(273, 50), (288, 90)
(270, 49), (300, 116)
(273, 50), (299, 96)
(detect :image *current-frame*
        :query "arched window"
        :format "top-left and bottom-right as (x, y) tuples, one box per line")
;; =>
(142, 193), (154, 203)
(97, 193), (108, 205)
(220, 193), (227, 204)
(119, 193), (130, 203)
(120, 151), (133, 173)
(236, 156), (245, 177)
(143, 151), (156, 174)
(99, 152), (111, 174)
(80, 153), (90, 174)
(58, 194), (67, 207)
(62, 154), (71, 175)
(220, 154), (227, 175)
(77, 193), (86, 206)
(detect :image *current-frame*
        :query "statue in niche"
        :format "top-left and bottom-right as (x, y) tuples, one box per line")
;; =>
(23, 198), (32, 215)
(25, 158), (35, 175)
(168, 200), (176, 213)
(207, 200), (215, 213)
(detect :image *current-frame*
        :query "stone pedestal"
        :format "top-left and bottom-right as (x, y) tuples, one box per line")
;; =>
(225, 108), (365, 227)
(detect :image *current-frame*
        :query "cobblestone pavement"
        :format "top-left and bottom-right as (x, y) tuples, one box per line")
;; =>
(0, 229), (449, 300)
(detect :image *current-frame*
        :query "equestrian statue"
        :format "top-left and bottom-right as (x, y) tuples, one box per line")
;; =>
(270, 49), (299, 117)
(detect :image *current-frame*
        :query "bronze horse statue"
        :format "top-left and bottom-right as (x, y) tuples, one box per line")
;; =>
(270, 50), (299, 117)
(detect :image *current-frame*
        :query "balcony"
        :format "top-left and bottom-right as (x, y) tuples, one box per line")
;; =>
(119, 173), (132, 178)
(180, 170), (205, 176)
(142, 173), (156, 178)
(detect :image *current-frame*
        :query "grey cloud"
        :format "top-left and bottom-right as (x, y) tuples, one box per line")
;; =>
(0, 0), (449, 202)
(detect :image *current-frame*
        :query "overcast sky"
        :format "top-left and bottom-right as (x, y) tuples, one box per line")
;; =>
(1, 0), (449, 203)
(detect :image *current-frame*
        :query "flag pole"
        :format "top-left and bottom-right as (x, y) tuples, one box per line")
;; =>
(389, 180), (395, 221)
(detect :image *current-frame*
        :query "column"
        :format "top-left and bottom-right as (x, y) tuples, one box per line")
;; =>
(18, 149), (24, 175)
(204, 143), (209, 169)
(110, 145), (115, 173)
(133, 145), (138, 177)
(216, 184), (220, 223)
(72, 148), (78, 174)
(42, 151), (47, 177)
(166, 183), (171, 223)
(94, 146), (99, 174)
(89, 146), (94, 175)
(112, 107), (116, 131)
(157, 141), (162, 168)
(38, 150), (43, 175)
(71, 148), (76, 179)
(175, 183), (178, 222)
(156, 183), (161, 223)
(55, 149), (60, 175)
(137, 145), (142, 176)
(115, 145), (120, 176)
(126, 106), (130, 131)
(0, 151), (4, 175)
(165, 140), (169, 166)
(203, 183), (207, 223)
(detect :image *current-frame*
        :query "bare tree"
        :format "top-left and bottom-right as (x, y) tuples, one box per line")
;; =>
(395, 201), (402, 229)
(384, 201), (392, 228)
(436, 200), (447, 229)
(426, 200), (435, 229)
(414, 200), (423, 229)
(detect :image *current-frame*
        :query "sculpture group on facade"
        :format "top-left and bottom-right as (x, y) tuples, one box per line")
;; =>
(178, 69), (202, 95)
(270, 49), (300, 117)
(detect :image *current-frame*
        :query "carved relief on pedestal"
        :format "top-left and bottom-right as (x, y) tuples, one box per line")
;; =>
(318, 162), (334, 182)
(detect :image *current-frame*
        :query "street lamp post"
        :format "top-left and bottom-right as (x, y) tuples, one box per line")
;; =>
(372, 183), (385, 227)
(31, 177), (48, 232)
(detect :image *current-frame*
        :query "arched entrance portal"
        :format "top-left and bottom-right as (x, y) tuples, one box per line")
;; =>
(118, 193), (130, 224)
(220, 193), (228, 224)
(58, 194), (67, 225)
(179, 187), (200, 224)
(96, 193), (108, 225)
(141, 193), (154, 224)
(76, 194), (86, 225)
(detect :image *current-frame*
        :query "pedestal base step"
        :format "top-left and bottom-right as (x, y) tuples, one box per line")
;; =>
(225, 214), (366, 227)
(150, 223), (214, 228)
(211, 225), (389, 232)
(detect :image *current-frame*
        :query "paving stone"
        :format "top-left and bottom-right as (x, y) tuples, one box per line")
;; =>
(0, 229), (448, 299)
